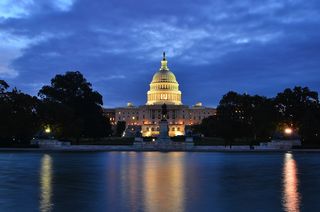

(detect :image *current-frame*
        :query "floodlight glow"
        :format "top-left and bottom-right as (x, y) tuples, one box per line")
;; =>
(284, 128), (293, 135)
(45, 126), (51, 134)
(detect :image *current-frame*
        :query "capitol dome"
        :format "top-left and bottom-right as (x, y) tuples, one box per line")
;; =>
(146, 52), (182, 105)
(151, 68), (177, 83)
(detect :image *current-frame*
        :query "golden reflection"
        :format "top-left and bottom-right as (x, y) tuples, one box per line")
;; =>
(143, 152), (185, 212)
(283, 153), (300, 212)
(112, 152), (143, 210)
(40, 154), (53, 212)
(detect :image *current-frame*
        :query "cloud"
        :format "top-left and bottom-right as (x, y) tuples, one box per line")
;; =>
(0, 0), (33, 19)
(0, 0), (75, 19)
(0, 64), (18, 78)
(52, 0), (75, 11)
(94, 74), (126, 82)
(0, 0), (320, 107)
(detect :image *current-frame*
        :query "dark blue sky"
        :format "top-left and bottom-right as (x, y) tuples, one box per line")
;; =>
(1, 0), (320, 107)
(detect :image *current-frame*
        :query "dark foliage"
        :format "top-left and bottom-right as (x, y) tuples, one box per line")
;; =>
(0, 82), (40, 143)
(115, 121), (126, 137)
(200, 92), (277, 145)
(199, 87), (320, 146)
(38, 71), (111, 140)
(275, 86), (320, 145)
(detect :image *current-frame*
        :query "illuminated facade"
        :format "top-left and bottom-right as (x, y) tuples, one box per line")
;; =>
(104, 53), (216, 137)
(147, 53), (182, 105)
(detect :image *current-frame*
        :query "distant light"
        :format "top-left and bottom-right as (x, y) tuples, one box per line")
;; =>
(284, 128), (293, 135)
(152, 138), (155, 142)
(45, 126), (51, 134)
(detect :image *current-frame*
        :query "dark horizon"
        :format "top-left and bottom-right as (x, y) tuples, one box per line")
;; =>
(1, 0), (320, 107)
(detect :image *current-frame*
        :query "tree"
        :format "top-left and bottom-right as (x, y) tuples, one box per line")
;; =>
(216, 92), (252, 144)
(115, 121), (126, 137)
(38, 71), (111, 140)
(275, 86), (319, 129)
(0, 80), (9, 93)
(199, 116), (218, 137)
(275, 86), (320, 145)
(249, 95), (278, 141)
(37, 100), (81, 139)
(0, 81), (40, 143)
(207, 91), (278, 145)
(299, 105), (320, 145)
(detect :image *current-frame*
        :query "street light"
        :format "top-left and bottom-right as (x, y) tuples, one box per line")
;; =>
(284, 128), (293, 135)
(45, 126), (51, 134)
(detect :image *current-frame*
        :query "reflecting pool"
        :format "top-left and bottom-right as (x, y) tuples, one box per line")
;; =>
(0, 152), (319, 212)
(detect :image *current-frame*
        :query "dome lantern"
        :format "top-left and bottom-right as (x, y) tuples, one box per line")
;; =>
(160, 51), (169, 70)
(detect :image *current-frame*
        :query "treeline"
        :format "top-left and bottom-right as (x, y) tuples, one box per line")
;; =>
(197, 87), (320, 146)
(1, 71), (320, 146)
(0, 71), (111, 144)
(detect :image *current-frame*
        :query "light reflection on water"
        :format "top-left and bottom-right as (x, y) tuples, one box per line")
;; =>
(107, 152), (186, 211)
(143, 152), (185, 212)
(0, 152), (314, 211)
(40, 154), (53, 212)
(283, 152), (300, 212)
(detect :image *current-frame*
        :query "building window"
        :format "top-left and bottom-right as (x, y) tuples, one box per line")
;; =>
(146, 127), (149, 131)
(151, 127), (154, 131)
(177, 127), (180, 131)
(160, 93), (168, 100)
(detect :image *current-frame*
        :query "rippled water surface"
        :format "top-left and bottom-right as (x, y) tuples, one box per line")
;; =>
(0, 151), (319, 212)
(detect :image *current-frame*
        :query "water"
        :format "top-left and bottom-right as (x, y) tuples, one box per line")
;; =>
(0, 151), (319, 212)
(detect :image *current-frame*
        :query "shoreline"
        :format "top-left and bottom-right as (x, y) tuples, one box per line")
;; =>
(0, 146), (320, 153)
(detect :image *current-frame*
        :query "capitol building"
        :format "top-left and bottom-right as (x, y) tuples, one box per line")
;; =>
(104, 53), (216, 137)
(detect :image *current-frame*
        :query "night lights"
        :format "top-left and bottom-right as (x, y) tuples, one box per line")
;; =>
(284, 128), (293, 135)
(45, 126), (51, 134)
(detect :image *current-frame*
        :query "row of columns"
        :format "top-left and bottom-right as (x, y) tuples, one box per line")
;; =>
(148, 93), (181, 102)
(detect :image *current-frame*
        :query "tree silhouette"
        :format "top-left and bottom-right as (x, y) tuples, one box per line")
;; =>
(115, 121), (126, 137)
(38, 71), (111, 141)
(200, 91), (277, 145)
(275, 86), (320, 145)
(0, 80), (9, 93)
(0, 81), (39, 143)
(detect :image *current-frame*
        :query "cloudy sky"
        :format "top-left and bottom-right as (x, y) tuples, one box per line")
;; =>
(0, 0), (320, 107)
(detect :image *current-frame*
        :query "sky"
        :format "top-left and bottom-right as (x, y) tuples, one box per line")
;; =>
(0, 0), (320, 107)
